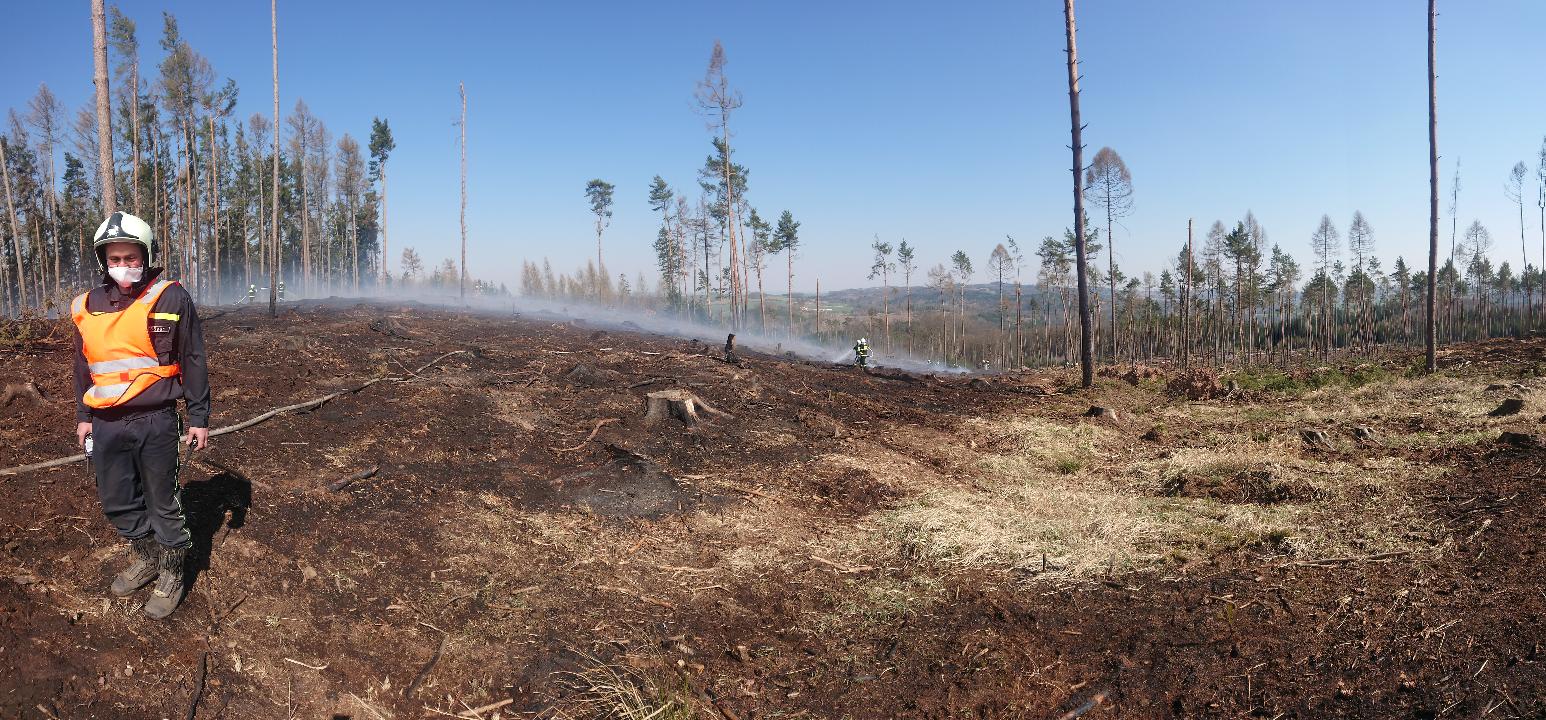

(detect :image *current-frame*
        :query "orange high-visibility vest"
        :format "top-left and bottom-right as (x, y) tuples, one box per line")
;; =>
(71, 279), (182, 410)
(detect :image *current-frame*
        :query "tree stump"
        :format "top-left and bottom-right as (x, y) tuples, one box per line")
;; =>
(1488, 398), (1525, 417)
(1300, 428), (1335, 450)
(1498, 431), (1541, 448)
(1084, 405), (1118, 421)
(0, 382), (45, 407)
(644, 389), (730, 427)
(368, 317), (414, 339)
(565, 363), (622, 388)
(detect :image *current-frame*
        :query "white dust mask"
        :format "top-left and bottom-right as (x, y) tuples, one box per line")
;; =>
(108, 266), (145, 285)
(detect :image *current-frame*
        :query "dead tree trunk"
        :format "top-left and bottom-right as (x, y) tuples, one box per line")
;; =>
(459, 82), (468, 303)
(92, 0), (115, 215)
(1064, 0), (1094, 388)
(208, 116), (220, 303)
(1, 140), (26, 312)
(1425, 0), (1439, 373)
(1183, 218), (1192, 369)
(269, 0), (280, 317)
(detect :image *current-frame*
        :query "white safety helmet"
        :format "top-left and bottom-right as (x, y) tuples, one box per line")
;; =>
(92, 211), (155, 270)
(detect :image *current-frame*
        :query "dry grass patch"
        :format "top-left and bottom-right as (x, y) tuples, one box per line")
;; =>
(882, 450), (1300, 578)
(540, 650), (697, 720)
(961, 415), (1117, 475)
(881, 392), (1459, 579)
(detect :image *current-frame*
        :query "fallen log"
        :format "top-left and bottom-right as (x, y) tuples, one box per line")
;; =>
(551, 418), (620, 454)
(328, 465), (380, 492)
(184, 652), (208, 720)
(404, 632), (447, 699)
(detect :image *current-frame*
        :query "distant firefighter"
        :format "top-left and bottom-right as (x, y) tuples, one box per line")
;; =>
(853, 337), (871, 368)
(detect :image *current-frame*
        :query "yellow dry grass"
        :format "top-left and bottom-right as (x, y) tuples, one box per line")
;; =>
(877, 371), (1499, 581)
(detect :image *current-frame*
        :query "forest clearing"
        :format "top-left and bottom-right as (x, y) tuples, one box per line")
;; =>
(2, 301), (1542, 718)
(4, 0), (1546, 717)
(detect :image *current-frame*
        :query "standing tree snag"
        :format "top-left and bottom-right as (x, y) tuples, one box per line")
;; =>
(1425, 0), (1439, 372)
(270, 0), (280, 317)
(459, 81), (468, 302)
(91, 0), (116, 214)
(1064, 0), (1094, 388)
(1085, 147), (1133, 364)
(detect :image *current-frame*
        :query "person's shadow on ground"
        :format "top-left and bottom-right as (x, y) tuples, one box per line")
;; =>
(181, 463), (252, 592)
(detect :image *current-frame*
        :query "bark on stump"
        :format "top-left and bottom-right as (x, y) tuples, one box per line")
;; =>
(644, 389), (730, 427)
(1300, 428), (1335, 450)
(1498, 431), (1542, 449)
(1084, 405), (1118, 421)
(0, 382), (45, 407)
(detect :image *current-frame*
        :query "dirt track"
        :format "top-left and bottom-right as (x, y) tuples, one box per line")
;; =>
(1, 301), (1543, 719)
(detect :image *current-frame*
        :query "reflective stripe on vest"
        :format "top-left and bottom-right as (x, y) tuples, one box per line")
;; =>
(72, 279), (182, 410)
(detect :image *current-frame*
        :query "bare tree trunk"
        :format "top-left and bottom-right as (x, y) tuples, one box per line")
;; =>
(31, 218), (44, 305)
(380, 163), (388, 286)
(1425, 0), (1439, 372)
(250, 148), (260, 289)
(182, 118), (195, 291)
(1065, 0), (1093, 387)
(1183, 218), (1192, 368)
(91, 0), (115, 215)
(722, 116), (739, 329)
(459, 82), (468, 302)
(786, 248), (793, 334)
(269, 0), (279, 316)
(1105, 189), (1116, 363)
(814, 279), (820, 338)
(130, 61), (140, 213)
(153, 127), (167, 269)
(755, 261), (765, 332)
(1014, 284), (1022, 368)
(351, 201), (359, 293)
(208, 117), (219, 303)
(46, 143), (63, 300)
(299, 122), (309, 297)
(0, 140), (26, 312)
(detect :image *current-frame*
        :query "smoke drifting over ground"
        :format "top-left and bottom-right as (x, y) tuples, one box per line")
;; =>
(286, 290), (966, 374)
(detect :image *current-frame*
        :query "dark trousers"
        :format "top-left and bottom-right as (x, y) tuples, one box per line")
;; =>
(92, 406), (191, 548)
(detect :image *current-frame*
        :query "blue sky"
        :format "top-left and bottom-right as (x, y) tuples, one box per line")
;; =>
(3, 0), (1544, 291)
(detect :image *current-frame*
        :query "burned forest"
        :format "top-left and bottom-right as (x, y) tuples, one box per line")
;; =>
(4, 1), (1546, 719)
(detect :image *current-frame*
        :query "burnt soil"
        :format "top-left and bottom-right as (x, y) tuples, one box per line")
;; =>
(1, 301), (1543, 718)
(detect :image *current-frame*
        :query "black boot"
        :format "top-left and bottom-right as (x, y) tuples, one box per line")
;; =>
(142, 545), (187, 620)
(110, 536), (161, 597)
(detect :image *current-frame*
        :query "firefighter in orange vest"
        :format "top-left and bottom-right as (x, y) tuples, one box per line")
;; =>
(71, 211), (210, 620)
